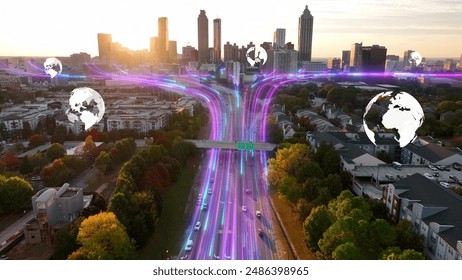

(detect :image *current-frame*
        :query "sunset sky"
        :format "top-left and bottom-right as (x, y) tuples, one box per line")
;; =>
(1, 0), (461, 58)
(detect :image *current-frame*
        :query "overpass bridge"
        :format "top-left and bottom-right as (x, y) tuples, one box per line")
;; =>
(184, 139), (277, 151)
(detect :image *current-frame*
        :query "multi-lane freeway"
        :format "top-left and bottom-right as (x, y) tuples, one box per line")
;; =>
(178, 81), (279, 260)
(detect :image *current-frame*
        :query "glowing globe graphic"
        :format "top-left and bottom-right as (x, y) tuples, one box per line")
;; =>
(44, 57), (62, 78)
(246, 46), (267, 66)
(66, 87), (105, 131)
(408, 51), (422, 66)
(363, 91), (424, 147)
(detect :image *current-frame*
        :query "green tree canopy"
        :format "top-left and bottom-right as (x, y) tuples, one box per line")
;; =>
(68, 212), (136, 260)
(46, 143), (66, 161)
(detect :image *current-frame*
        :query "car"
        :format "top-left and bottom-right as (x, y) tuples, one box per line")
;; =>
(423, 173), (435, 180)
(198, 194), (202, 200)
(443, 166), (451, 171)
(453, 163), (462, 171)
(210, 178), (214, 183)
(242, 206), (247, 212)
(194, 222), (201, 231)
(449, 175), (459, 182)
(440, 182), (451, 188)
(208, 188), (212, 195)
(185, 240), (193, 251)
(433, 172), (440, 177)
(245, 188), (251, 194)
(258, 229), (264, 237)
(428, 165), (438, 171)
(436, 165), (445, 171)
(256, 211), (262, 218)
(31, 176), (41, 181)
(202, 203), (208, 211)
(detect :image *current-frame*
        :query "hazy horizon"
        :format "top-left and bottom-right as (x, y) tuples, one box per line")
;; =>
(1, 0), (461, 58)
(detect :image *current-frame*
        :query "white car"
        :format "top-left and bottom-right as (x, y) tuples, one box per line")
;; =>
(185, 240), (193, 251)
(208, 188), (212, 195)
(242, 206), (247, 212)
(194, 222), (201, 231)
(423, 173), (435, 180)
(428, 165), (438, 171)
(440, 182), (451, 188)
(256, 211), (262, 218)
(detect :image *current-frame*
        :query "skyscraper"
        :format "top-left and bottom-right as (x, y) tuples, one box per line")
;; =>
(213, 18), (221, 62)
(342, 50), (351, 70)
(157, 17), (169, 62)
(361, 45), (387, 72)
(168, 41), (177, 60)
(350, 42), (362, 71)
(97, 33), (112, 65)
(273, 28), (286, 49)
(150, 37), (158, 61)
(298, 5), (314, 61)
(198, 10), (209, 64)
(224, 42), (239, 62)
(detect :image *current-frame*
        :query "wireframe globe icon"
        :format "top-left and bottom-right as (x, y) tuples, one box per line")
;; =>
(408, 51), (422, 66)
(44, 57), (62, 78)
(363, 91), (424, 147)
(246, 46), (267, 66)
(65, 87), (105, 131)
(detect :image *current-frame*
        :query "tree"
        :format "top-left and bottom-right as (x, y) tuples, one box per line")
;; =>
(82, 135), (97, 165)
(332, 242), (363, 260)
(377, 150), (393, 164)
(46, 143), (66, 161)
(3, 153), (20, 170)
(0, 175), (34, 214)
(380, 247), (425, 260)
(314, 142), (340, 176)
(68, 212), (136, 260)
(53, 218), (82, 260)
(392, 220), (424, 252)
(40, 158), (74, 188)
(303, 205), (334, 251)
(28, 134), (46, 149)
(268, 143), (313, 188)
(95, 151), (113, 173)
(19, 155), (33, 174)
(22, 121), (32, 139)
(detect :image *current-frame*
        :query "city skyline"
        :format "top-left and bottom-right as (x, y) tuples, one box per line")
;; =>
(1, 0), (461, 58)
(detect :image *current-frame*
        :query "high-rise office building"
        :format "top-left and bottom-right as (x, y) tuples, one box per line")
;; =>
(385, 55), (400, 72)
(361, 45), (387, 72)
(327, 58), (341, 71)
(403, 50), (414, 68)
(157, 17), (169, 62)
(70, 52), (91, 69)
(444, 59), (457, 71)
(198, 10), (209, 64)
(182, 45), (198, 63)
(342, 50), (351, 70)
(168, 41), (177, 60)
(266, 49), (298, 74)
(150, 37), (158, 61)
(224, 42), (239, 62)
(298, 5), (314, 61)
(97, 33), (112, 64)
(273, 28), (286, 49)
(350, 43), (362, 71)
(213, 18), (221, 62)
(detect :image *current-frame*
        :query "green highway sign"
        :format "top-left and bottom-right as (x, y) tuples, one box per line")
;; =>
(237, 142), (254, 151)
(246, 142), (254, 151)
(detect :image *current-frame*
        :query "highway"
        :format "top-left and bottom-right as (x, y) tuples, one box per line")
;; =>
(177, 80), (280, 260)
